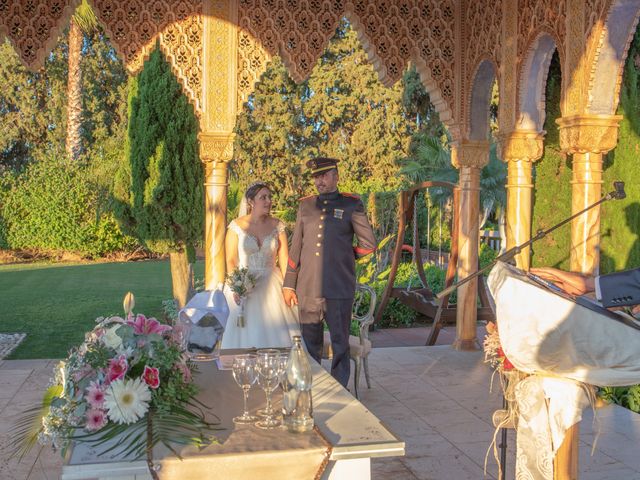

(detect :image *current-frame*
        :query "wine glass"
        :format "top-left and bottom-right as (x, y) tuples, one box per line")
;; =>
(232, 354), (258, 424)
(255, 350), (282, 429)
(256, 349), (281, 417)
(277, 352), (290, 386)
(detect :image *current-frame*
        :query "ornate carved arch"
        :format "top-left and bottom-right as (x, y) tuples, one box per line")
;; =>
(468, 59), (497, 141)
(90, 0), (204, 114)
(517, 33), (558, 132)
(460, 0), (502, 139)
(587, 0), (640, 115)
(0, 0), (80, 70)
(235, 1), (458, 127)
(345, 0), (457, 127)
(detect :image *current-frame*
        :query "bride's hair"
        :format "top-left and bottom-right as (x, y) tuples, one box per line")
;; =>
(239, 181), (271, 216)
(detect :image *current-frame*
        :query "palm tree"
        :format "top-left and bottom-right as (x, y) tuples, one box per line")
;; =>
(65, 1), (97, 161)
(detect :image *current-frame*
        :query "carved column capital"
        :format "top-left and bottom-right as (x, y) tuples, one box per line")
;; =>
(556, 114), (623, 154)
(198, 132), (236, 164)
(497, 130), (545, 163)
(451, 140), (490, 169)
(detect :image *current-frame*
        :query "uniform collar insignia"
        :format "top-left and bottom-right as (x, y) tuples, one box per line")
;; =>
(318, 190), (340, 201)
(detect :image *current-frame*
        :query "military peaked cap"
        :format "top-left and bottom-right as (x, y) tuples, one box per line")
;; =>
(306, 157), (339, 176)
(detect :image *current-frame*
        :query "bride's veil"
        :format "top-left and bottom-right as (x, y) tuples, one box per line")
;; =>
(237, 196), (249, 218)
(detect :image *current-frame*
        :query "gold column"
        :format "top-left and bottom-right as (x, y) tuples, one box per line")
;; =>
(557, 114), (621, 274)
(199, 1), (239, 289)
(200, 133), (235, 288)
(497, 131), (545, 270)
(451, 140), (489, 350)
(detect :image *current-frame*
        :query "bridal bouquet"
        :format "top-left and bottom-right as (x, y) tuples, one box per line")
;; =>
(225, 266), (257, 328)
(15, 294), (217, 478)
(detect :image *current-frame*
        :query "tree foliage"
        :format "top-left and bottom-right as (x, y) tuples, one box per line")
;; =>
(233, 22), (415, 211)
(114, 47), (203, 255)
(0, 28), (133, 257)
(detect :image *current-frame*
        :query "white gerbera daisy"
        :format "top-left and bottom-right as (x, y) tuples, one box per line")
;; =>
(104, 378), (151, 424)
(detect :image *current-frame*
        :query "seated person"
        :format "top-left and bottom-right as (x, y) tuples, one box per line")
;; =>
(531, 266), (640, 313)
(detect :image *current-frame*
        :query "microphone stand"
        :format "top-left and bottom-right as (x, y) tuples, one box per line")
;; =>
(435, 181), (625, 300)
(432, 181), (625, 480)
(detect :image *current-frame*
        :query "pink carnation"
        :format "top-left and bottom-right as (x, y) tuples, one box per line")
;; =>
(127, 314), (172, 336)
(142, 365), (160, 389)
(85, 408), (107, 431)
(85, 381), (106, 408)
(106, 354), (128, 383)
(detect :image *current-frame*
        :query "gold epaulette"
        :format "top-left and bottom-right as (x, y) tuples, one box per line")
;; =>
(299, 194), (316, 201)
(342, 192), (360, 199)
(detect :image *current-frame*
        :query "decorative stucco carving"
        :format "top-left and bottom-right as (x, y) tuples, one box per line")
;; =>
(91, 0), (203, 113)
(556, 114), (622, 154)
(497, 130), (545, 163)
(198, 132), (236, 163)
(452, 140), (490, 169)
(0, 0), (79, 70)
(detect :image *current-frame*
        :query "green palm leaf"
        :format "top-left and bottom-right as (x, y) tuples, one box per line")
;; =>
(13, 385), (63, 460)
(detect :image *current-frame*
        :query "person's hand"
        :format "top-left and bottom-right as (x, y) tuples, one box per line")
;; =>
(233, 292), (240, 305)
(283, 288), (298, 307)
(530, 267), (595, 296)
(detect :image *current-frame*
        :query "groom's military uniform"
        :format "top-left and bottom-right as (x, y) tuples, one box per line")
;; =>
(283, 158), (376, 388)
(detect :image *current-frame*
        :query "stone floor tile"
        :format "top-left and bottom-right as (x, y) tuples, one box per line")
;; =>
(371, 457), (419, 479)
(401, 450), (488, 480)
(580, 467), (640, 480)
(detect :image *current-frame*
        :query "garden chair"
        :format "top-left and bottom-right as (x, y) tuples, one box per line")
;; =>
(323, 283), (377, 399)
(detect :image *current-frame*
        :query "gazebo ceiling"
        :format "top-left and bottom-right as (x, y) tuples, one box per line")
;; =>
(0, 0), (629, 133)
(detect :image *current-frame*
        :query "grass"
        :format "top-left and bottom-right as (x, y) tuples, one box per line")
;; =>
(0, 259), (205, 359)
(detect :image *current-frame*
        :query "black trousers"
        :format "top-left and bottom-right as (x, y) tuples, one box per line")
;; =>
(299, 297), (354, 388)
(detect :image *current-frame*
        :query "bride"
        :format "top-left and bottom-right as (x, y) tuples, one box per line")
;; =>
(221, 181), (301, 349)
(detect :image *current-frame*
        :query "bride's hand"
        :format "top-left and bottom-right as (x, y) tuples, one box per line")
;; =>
(283, 288), (298, 307)
(233, 293), (241, 305)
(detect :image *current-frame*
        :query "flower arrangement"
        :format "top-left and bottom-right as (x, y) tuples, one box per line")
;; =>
(15, 293), (218, 479)
(483, 321), (514, 373)
(225, 266), (257, 327)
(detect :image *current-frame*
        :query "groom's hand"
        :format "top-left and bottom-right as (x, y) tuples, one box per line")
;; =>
(283, 288), (298, 306)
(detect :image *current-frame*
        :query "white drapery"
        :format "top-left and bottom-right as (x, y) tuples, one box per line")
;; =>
(487, 262), (640, 479)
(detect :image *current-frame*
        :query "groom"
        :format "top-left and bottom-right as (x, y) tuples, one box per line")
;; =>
(283, 157), (376, 388)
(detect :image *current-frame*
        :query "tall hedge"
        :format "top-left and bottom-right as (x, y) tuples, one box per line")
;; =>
(532, 31), (640, 273)
(599, 27), (640, 273)
(531, 52), (573, 269)
(1, 158), (134, 257)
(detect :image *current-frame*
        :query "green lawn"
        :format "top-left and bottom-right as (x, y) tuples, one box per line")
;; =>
(0, 259), (204, 359)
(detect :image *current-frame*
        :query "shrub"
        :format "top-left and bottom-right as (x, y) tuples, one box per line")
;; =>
(1, 158), (136, 257)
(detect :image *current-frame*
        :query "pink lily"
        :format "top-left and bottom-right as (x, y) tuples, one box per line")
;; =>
(127, 314), (172, 336)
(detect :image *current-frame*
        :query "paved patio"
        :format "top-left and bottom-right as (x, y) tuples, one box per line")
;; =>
(1, 337), (640, 479)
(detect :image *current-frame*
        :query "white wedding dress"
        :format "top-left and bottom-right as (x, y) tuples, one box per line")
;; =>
(221, 220), (301, 349)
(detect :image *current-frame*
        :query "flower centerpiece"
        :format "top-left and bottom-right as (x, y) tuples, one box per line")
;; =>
(15, 293), (218, 479)
(225, 266), (257, 327)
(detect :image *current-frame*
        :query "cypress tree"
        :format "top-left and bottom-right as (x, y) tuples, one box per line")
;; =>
(114, 47), (203, 306)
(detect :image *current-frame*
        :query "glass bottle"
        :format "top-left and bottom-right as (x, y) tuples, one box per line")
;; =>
(282, 336), (314, 433)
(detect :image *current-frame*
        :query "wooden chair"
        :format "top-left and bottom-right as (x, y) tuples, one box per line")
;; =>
(323, 284), (377, 398)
